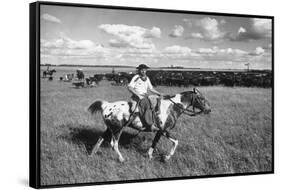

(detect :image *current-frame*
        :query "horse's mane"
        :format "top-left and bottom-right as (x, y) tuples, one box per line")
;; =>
(163, 95), (175, 100)
(162, 91), (194, 100)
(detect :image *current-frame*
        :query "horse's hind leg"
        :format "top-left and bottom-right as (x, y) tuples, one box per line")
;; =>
(111, 129), (125, 162)
(113, 137), (124, 162)
(92, 137), (104, 154)
(92, 128), (111, 155)
(162, 131), (178, 161)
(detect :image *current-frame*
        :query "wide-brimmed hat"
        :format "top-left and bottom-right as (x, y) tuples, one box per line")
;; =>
(136, 64), (150, 70)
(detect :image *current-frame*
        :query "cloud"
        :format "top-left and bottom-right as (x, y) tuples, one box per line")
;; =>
(191, 33), (203, 39)
(121, 48), (161, 59)
(263, 43), (272, 50)
(248, 46), (265, 56)
(252, 18), (271, 37)
(169, 25), (184, 37)
(41, 36), (108, 58)
(164, 45), (192, 55)
(183, 18), (193, 27)
(189, 17), (226, 41)
(196, 46), (248, 57)
(98, 24), (161, 49)
(115, 48), (162, 66)
(41, 37), (95, 50)
(238, 27), (247, 34)
(161, 45), (198, 61)
(143, 27), (161, 38)
(161, 45), (251, 63)
(229, 18), (272, 41)
(159, 44), (271, 69)
(41, 13), (61, 24)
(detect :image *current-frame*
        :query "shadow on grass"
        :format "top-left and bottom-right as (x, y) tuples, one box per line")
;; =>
(58, 124), (103, 155)
(58, 123), (147, 156)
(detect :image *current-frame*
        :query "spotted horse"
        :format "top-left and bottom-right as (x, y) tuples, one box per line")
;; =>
(88, 88), (211, 162)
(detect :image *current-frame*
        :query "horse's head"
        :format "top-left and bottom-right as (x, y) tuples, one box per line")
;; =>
(180, 88), (211, 115)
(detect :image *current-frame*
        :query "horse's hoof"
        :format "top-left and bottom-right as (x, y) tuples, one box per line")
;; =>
(164, 155), (171, 161)
(148, 148), (154, 160)
(92, 149), (98, 154)
(119, 157), (125, 162)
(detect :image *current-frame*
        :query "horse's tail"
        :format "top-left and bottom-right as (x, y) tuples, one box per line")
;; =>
(88, 100), (107, 115)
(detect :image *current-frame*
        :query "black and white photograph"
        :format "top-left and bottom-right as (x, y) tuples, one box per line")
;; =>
(29, 1), (273, 188)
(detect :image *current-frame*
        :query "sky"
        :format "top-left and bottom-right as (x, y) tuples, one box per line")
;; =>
(40, 5), (272, 70)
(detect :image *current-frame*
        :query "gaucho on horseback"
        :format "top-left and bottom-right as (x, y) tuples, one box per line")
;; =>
(88, 64), (211, 162)
(127, 64), (163, 131)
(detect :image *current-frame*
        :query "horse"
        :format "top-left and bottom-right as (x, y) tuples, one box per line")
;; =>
(43, 69), (56, 78)
(88, 88), (211, 162)
(77, 70), (85, 80)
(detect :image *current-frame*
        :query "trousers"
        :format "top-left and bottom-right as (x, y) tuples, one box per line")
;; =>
(129, 94), (160, 127)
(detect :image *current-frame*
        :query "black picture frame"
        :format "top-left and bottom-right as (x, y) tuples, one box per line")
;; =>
(30, 1), (274, 188)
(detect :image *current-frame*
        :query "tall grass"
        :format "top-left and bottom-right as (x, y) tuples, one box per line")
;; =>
(40, 80), (272, 185)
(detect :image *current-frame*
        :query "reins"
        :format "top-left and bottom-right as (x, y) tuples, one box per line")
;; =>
(167, 93), (203, 116)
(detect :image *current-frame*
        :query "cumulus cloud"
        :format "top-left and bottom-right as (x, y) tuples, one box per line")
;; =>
(121, 48), (161, 59)
(98, 24), (161, 49)
(248, 46), (265, 56)
(169, 25), (184, 37)
(162, 45), (198, 60)
(238, 27), (247, 34)
(41, 13), (61, 24)
(183, 18), (193, 27)
(164, 45), (192, 54)
(196, 46), (248, 57)
(159, 44), (271, 69)
(190, 17), (226, 41)
(229, 18), (272, 41)
(160, 45), (251, 64)
(191, 33), (203, 39)
(108, 39), (128, 48)
(252, 18), (271, 36)
(41, 36), (108, 58)
(143, 27), (161, 38)
(41, 37), (95, 49)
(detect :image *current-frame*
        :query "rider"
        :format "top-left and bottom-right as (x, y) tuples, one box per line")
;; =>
(128, 64), (162, 131)
(76, 69), (85, 80)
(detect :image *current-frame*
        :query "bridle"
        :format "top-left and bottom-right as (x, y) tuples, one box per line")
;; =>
(167, 90), (206, 116)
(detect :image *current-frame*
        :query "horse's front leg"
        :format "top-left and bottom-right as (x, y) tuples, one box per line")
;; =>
(148, 131), (162, 159)
(162, 131), (178, 161)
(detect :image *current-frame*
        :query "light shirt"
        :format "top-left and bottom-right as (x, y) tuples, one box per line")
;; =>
(128, 74), (153, 96)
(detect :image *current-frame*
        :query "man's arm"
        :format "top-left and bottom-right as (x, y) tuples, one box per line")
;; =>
(128, 85), (143, 99)
(128, 75), (143, 99)
(149, 87), (162, 96)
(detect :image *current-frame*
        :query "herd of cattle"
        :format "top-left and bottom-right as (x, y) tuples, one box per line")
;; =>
(103, 70), (272, 88)
(47, 69), (272, 88)
(147, 70), (272, 88)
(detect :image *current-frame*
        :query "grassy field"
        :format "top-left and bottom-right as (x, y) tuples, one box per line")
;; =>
(40, 79), (272, 186)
